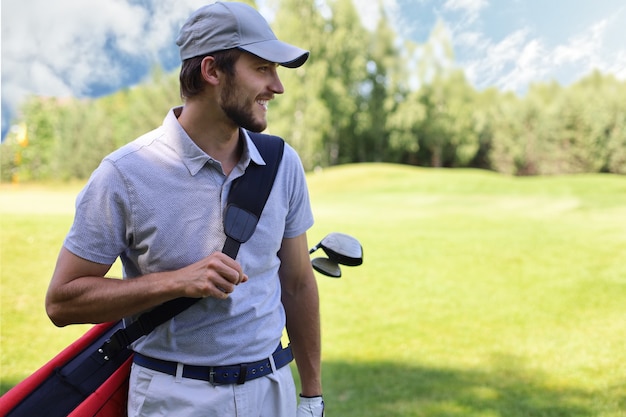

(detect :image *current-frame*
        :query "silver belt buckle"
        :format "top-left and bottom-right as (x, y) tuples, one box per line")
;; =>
(209, 367), (216, 385)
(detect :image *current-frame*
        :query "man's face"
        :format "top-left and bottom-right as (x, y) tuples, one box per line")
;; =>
(219, 53), (285, 132)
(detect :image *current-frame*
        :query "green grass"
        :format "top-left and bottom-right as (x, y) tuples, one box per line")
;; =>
(2, 164), (626, 416)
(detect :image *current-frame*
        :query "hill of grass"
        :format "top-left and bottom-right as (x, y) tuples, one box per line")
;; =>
(2, 164), (625, 416)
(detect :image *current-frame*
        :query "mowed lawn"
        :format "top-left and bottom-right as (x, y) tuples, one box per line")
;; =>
(2, 164), (626, 416)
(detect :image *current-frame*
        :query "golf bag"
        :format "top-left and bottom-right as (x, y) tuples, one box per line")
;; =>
(0, 133), (285, 417)
(0, 322), (131, 417)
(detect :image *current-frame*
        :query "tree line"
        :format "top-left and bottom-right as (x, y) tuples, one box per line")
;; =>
(2, 0), (625, 182)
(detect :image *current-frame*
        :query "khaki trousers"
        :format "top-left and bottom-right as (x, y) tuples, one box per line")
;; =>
(127, 362), (297, 417)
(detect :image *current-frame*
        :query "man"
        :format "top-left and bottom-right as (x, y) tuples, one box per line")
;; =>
(45, 2), (324, 416)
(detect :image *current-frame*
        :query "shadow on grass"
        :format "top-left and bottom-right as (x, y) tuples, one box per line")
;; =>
(318, 354), (623, 417)
(3, 355), (624, 416)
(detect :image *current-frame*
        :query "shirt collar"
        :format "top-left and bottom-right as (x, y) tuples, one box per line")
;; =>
(161, 107), (266, 176)
(243, 130), (266, 167)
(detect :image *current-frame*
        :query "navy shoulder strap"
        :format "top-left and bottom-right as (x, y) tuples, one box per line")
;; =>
(222, 132), (285, 258)
(101, 132), (285, 357)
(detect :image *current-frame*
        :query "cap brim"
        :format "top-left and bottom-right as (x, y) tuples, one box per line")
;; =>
(240, 40), (309, 68)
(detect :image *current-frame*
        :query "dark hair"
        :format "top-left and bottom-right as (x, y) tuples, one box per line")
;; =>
(179, 48), (243, 99)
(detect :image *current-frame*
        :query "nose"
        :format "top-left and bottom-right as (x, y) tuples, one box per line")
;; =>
(269, 68), (285, 94)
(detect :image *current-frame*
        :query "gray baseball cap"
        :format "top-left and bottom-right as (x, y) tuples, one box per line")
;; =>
(176, 2), (309, 68)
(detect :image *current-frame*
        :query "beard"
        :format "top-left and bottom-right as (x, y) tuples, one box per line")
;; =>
(220, 75), (267, 133)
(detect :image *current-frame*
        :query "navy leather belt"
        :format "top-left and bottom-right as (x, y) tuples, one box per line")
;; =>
(133, 344), (293, 385)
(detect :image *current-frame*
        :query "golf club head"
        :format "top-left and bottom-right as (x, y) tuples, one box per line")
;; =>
(317, 232), (363, 266)
(311, 257), (342, 278)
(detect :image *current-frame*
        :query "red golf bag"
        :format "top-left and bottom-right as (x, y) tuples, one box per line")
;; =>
(0, 322), (132, 417)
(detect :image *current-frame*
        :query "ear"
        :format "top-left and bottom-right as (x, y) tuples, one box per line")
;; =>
(200, 56), (220, 86)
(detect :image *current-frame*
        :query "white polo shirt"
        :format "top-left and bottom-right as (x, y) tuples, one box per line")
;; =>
(64, 107), (314, 366)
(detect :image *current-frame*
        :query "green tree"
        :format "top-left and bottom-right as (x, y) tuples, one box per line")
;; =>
(268, 0), (330, 170)
(417, 70), (482, 167)
(320, 0), (369, 165)
(468, 87), (501, 170)
(3, 4), (626, 180)
(17, 98), (60, 181)
(356, 1), (407, 163)
(488, 92), (526, 175)
(386, 21), (483, 168)
(386, 85), (426, 164)
(556, 71), (622, 174)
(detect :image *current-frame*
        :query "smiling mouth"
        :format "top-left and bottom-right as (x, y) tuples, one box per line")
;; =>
(256, 99), (269, 111)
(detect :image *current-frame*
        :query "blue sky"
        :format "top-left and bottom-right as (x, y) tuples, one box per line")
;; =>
(2, 0), (625, 140)
(390, 0), (626, 91)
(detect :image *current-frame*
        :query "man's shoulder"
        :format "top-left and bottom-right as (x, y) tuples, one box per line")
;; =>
(104, 126), (165, 164)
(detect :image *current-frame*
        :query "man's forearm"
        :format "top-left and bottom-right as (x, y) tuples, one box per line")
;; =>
(283, 280), (322, 396)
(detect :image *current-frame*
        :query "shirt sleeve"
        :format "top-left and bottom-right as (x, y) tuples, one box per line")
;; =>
(282, 144), (314, 239)
(63, 159), (132, 265)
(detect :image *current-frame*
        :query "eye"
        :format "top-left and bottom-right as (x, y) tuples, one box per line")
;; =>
(258, 65), (269, 73)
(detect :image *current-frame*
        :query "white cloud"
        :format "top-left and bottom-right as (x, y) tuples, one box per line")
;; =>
(443, 0), (488, 24)
(496, 39), (550, 91)
(5, 0), (139, 96)
(454, 30), (489, 50)
(461, 28), (534, 90)
(453, 9), (626, 93)
(443, 0), (488, 13)
(601, 51), (626, 79)
(2, 0), (625, 137)
(551, 18), (626, 82)
(1, 0), (208, 133)
(553, 23), (603, 66)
